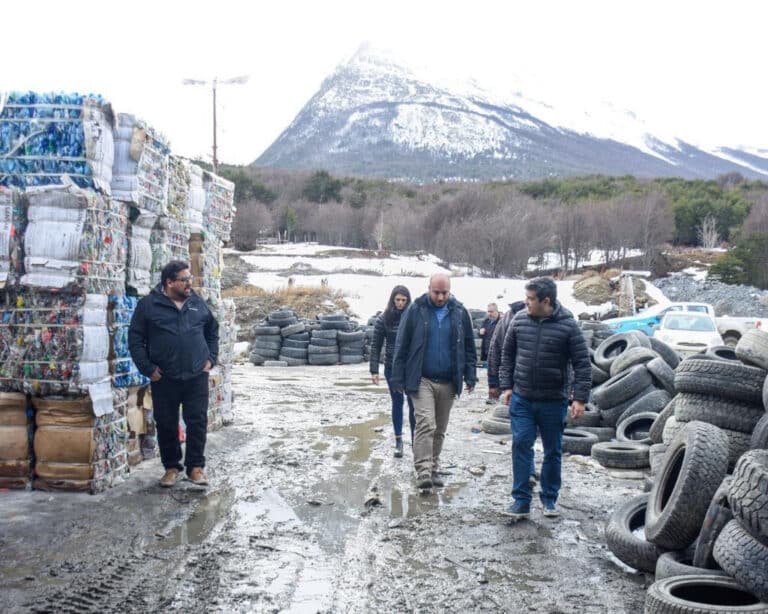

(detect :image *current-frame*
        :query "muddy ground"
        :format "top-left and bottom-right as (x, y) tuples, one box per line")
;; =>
(1, 364), (649, 613)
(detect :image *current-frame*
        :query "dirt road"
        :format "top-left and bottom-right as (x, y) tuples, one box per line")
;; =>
(1, 363), (648, 613)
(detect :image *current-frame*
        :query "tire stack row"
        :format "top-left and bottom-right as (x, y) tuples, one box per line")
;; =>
(604, 328), (768, 611)
(562, 324), (678, 467)
(308, 328), (339, 366)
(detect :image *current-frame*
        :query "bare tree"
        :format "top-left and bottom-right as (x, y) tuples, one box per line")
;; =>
(697, 214), (719, 249)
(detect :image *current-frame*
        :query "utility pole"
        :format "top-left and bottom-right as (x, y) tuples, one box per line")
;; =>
(182, 75), (249, 174)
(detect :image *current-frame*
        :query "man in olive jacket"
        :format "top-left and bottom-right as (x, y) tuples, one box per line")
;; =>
(129, 260), (219, 488)
(499, 277), (590, 519)
(391, 274), (477, 489)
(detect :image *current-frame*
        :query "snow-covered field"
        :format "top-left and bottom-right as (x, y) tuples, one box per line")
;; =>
(233, 243), (670, 320)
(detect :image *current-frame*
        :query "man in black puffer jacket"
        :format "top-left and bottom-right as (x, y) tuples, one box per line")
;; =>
(129, 260), (219, 489)
(499, 277), (590, 520)
(391, 274), (477, 490)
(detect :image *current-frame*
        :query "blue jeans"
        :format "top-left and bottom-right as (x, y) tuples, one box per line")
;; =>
(385, 366), (415, 440)
(510, 393), (568, 506)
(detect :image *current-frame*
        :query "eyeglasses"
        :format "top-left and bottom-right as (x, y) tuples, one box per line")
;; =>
(175, 276), (194, 284)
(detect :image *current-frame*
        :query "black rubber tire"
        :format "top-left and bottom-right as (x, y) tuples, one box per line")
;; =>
(591, 362), (610, 385)
(721, 428), (753, 472)
(729, 450), (768, 540)
(339, 342), (365, 352)
(704, 345), (740, 362)
(609, 346), (659, 377)
(282, 339), (310, 349)
(481, 417), (511, 435)
(674, 393), (765, 434)
(592, 365), (654, 411)
(572, 425), (615, 442)
(616, 411), (659, 444)
(591, 441), (650, 469)
(279, 347), (309, 359)
(649, 398), (677, 445)
(311, 329), (338, 340)
(253, 334), (282, 344)
(735, 329), (768, 371)
(617, 390), (672, 427)
(318, 313), (346, 321)
(628, 329), (653, 347)
(492, 404), (510, 419)
(308, 353), (339, 365)
(655, 549), (727, 580)
(693, 476), (733, 569)
(646, 420), (730, 550)
(662, 416), (685, 445)
(339, 355), (364, 364)
(320, 320), (351, 331)
(713, 519), (768, 603)
(268, 316), (298, 328)
(647, 356), (677, 395)
(308, 336), (337, 347)
(285, 331), (310, 342)
(751, 414), (768, 450)
(253, 340), (282, 352)
(594, 332), (645, 372)
(605, 493), (666, 573)
(249, 352), (265, 365)
(307, 344), (339, 355)
(562, 429), (599, 455)
(580, 320), (613, 333)
(337, 330), (365, 343)
(253, 325), (280, 336)
(277, 356), (308, 367)
(280, 322), (306, 337)
(252, 348), (279, 360)
(675, 358), (766, 405)
(649, 443), (668, 476)
(567, 402), (601, 427)
(599, 384), (656, 428)
(644, 574), (768, 613)
(649, 336), (681, 370)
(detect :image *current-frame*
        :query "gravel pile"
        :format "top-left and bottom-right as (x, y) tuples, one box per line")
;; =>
(652, 274), (768, 318)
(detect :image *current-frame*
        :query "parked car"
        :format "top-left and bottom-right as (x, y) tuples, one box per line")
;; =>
(652, 312), (724, 357)
(603, 302), (715, 336)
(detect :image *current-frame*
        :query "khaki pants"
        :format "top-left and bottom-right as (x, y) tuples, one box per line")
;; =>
(411, 378), (456, 476)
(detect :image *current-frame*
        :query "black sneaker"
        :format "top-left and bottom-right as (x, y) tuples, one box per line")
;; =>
(431, 472), (445, 487)
(394, 438), (403, 458)
(501, 501), (530, 520)
(417, 474), (433, 489)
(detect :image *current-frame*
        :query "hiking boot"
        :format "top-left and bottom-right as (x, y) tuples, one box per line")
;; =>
(394, 438), (403, 458)
(431, 472), (445, 487)
(159, 468), (179, 488)
(188, 467), (208, 486)
(502, 501), (530, 520)
(542, 501), (560, 518)
(417, 474), (433, 489)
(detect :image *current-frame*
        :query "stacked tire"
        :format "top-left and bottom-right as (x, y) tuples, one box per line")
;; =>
(279, 321), (309, 366)
(250, 325), (282, 365)
(338, 330), (365, 364)
(481, 404), (511, 435)
(308, 329), (339, 366)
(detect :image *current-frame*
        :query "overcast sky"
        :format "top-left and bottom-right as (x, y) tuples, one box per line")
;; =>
(2, 0), (765, 166)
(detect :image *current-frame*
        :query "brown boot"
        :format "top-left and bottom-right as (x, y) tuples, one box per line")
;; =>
(188, 467), (208, 486)
(159, 468), (179, 488)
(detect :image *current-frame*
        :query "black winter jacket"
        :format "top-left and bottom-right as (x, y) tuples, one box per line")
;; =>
(498, 302), (590, 402)
(479, 317), (499, 361)
(487, 306), (522, 386)
(369, 310), (404, 373)
(390, 294), (477, 396)
(128, 285), (219, 381)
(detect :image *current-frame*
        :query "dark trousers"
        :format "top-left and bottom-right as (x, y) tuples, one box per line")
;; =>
(385, 366), (415, 440)
(151, 372), (209, 474)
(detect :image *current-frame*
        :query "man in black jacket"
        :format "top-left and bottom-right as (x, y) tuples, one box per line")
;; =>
(499, 277), (590, 519)
(129, 260), (219, 488)
(391, 274), (477, 489)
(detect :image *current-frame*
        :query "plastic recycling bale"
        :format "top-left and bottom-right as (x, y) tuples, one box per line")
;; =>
(108, 295), (150, 388)
(0, 91), (115, 193)
(0, 186), (27, 289)
(202, 171), (235, 243)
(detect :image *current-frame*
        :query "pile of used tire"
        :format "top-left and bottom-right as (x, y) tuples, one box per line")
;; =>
(602, 327), (768, 611)
(561, 321), (677, 465)
(481, 404), (511, 434)
(249, 308), (304, 366)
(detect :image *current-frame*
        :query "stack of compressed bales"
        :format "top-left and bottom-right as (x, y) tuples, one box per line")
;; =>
(0, 292), (113, 401)
(0, 392), (32, 489)
(189, 231), (222, 306)
(186, 163), (205, 232)
(0, 187), (26, 288)
(0, 92), (114, 193)
(208, 299), (236, 430)
(149, 155), (190, 287)
(202, 171), (235, 243)
(124, 386), (146, 467)
(32, 387), (128, 493)
(111, 113), (172, 296)
(108, 295), (149, 388)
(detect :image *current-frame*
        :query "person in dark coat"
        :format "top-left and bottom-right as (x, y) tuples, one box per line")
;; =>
(499, 277), (590, 520)
(478, 302), (500, 368)
(370, 285), (415, 458)
(391, 274), (477, 489)
(129, 260), (219, 488)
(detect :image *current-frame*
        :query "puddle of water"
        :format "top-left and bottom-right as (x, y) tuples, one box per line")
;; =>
(157, 486), (235, 548)
(387, 483), (464, 518)
(333, 381), (374, 388)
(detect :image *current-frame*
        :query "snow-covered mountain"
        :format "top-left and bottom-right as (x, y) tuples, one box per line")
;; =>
(256, 45), (768, 181)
